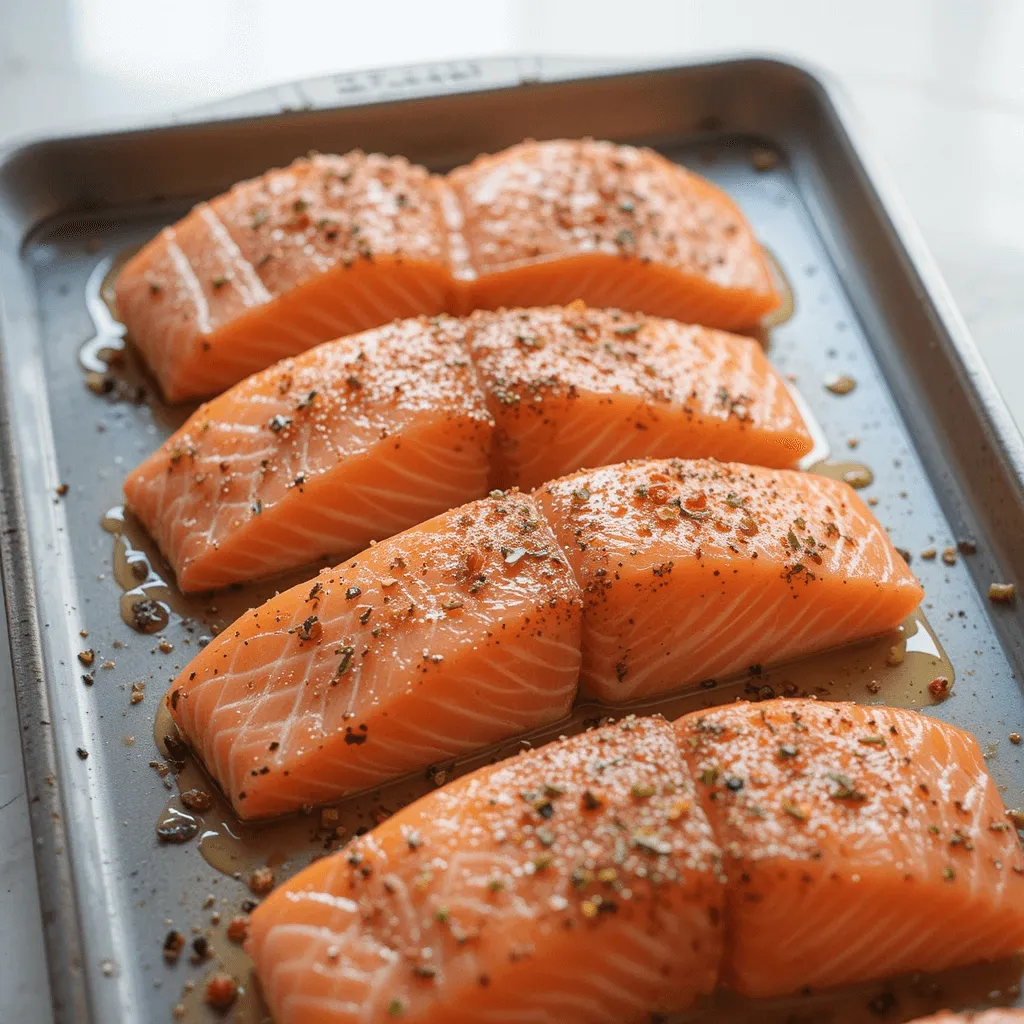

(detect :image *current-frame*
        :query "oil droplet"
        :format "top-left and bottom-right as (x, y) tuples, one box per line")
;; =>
(156, 805), (200, 844)
(758, 248), (794, 332)
(79, 256), (128, 374)
(808, 460), (874, 490)
(103, 506), (178, 634)
(825, 372), (857, 396)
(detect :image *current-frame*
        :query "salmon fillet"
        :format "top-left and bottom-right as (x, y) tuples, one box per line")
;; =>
(167, 492), (582, 818)
(246, 716), (725, 1024)
(448, 139), (779, 331)
(468, 305), (811, 490)
(116, 151), (453, 402)
(675, 699), (1024, 999)
(246, 702), (1024, 1021)
(535, 459), (923, 702)
(116, 141), (779, 402)
(125, 306), (810, 591)
(124, 316), (493, 593)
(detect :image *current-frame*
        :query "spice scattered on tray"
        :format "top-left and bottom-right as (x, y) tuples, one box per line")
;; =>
(204, 973), (237, 1011)
(249, 866), (275, 895)
(824, 373), (856, 396)
(989, 582), (1016, 604)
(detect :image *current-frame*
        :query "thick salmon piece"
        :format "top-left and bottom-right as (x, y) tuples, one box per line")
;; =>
(447, 139), (779, 331)
(124, 316), (493, 593)
(167, 492), (582, 818)
(535, 459), (923, 702)
(675, 700), (1024, 999)
(246, 716), (725, 1023)
(469, 305), (811, 489)
(115, 151), (452, 402)
(127, 307), (813, 592)
(118, 141), (778, 402)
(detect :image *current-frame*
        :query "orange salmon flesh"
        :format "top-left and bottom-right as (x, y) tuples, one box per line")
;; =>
(167, 459), (921, 818)
(245, 702), (1024, 1023)
(126, 306), (812, 592)
(115, 140), (780, 402)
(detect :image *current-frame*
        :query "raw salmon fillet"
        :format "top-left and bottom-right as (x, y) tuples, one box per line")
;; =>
(115, 151), (453, 402)
(675, 699), (1024, 999)
(535, 459), (923, 701)
(167, 492), (582, 818)
(448, 139), (780, 331)
(468, 304), (811, 489)
(124, 316), (493, 593)
(116, 140), (779, 401)
(246, 716), (725, 1024)
(126, 306), (810, 591)
(246, 702), (1024, 1021)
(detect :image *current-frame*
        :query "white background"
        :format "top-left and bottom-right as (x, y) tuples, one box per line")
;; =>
(2, 1), (1023, 1019)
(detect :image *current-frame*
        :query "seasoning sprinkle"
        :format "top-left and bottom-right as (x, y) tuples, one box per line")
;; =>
(782, 801), (808, 822)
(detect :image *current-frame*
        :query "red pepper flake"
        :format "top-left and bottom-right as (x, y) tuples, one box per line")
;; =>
(928, 677), (950, 701)
(204, 973), (237, 1011)
(226, 916), (249, 944)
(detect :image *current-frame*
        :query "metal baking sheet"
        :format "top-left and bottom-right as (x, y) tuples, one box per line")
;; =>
(1, 56), (1023, 1024)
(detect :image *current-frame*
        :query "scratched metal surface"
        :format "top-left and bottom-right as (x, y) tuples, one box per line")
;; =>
(0, 58), (1022, 1022)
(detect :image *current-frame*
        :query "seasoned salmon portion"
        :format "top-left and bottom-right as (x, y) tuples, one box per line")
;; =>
(468, 304), (811, 489)
(246, 716), (725, 1023)
(535, 459), (923, 702)
(167, 492), (582, 818)
(447, 139), (779, 331)
(124, 316), (493, 593)
(125, 307), (813, 592)
(675, 700), (1024, 999)
(115, 151), (453, 401)
(116, 140), (779, 401)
